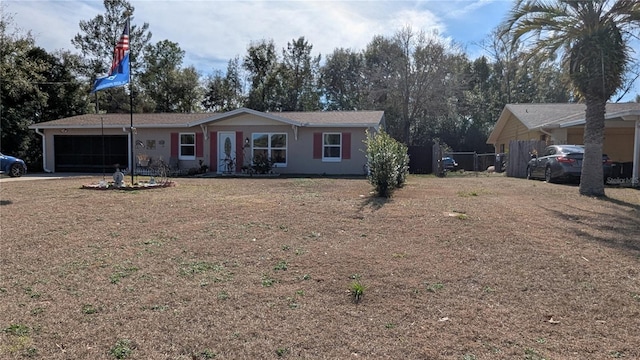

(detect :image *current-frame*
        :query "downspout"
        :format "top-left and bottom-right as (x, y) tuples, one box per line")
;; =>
(539, 128), (552, 143)
(633, 121), (639, 187)
(34, 128), (53, 173)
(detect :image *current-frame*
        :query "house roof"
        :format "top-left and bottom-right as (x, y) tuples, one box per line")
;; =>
(28, 108), (385, 130)
(487, 102), (640, 144)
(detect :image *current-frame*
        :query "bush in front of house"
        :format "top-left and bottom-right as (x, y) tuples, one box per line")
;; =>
(364, 129), (409, 197)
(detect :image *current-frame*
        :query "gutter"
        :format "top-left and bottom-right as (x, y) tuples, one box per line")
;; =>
(34, 128), (53, 173)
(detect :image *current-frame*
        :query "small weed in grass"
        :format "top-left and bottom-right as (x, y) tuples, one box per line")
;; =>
(536, 338), (546, 344)
(425, 282), (444, 292)
(483, 286), (495, 293)
(524, 348), (546, 360)
(262, 274), (277, 287)
(30, 307), (44, 316)
(631, 292), (640, 302)
(281, 245), (290, 251)
(287, 297), (299, 309)
(350, 281), (366, 304)
(3, 324), (30, 336)
(463, 354), (477, 360)
(350, 273), (362, 280)
(217, 291), (229, 300)
(274, 260), (288, 271)
(199, 348), (217, 358)
(179, 261), (234, 282)
(609, 350), (625, 358)
(301, 274), (311, 281)
(296, 290), (305, 296)
(149, 304), (169, 312)
(82, 304), (98, 314)
(109, 339), (135, 359)
(456, 213), (469, 220)
(385, 323), (395, 329)
(24, 287), (41, 299)
(275, 347), (289, 357)
(110, 264), (139, 284)
(180, 261), (217, 276)
(458, 190), (479, 197)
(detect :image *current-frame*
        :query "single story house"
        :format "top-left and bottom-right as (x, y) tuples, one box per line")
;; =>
(487, 102), (640, 181)
(29, 108), (385, 176)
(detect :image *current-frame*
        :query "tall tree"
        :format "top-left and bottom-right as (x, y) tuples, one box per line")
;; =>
(243, 39), (279, 111)
(279, 37), (322, 111)
(139, 40), (201, 112)
(506, 0), (640, 196)
(1, 9), (87, 168)
(320, 48), (366, 110)
(1, 10), (45, 161)
(202, 57), (245, 112)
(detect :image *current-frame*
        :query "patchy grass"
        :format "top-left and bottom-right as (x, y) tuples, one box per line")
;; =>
(1, 175), (639, 359)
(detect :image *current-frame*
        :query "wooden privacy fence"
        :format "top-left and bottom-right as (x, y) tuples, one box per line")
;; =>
(506, 140), (546, 178)
(408, 145), (433, 174)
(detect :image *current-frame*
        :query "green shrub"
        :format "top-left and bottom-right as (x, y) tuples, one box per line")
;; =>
(364, 129), (409, 197)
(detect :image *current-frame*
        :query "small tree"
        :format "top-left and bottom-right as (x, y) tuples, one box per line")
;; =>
(364, 129), (409, 197)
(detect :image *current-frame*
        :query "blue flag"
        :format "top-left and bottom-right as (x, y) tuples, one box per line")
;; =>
(91, 53), (130, 92)
(91, 20), (130, 93)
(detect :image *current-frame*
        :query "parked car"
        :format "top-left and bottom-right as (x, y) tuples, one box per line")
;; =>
(441, 157), (458, 171)
(0, 152), (27, 177)
(526, 145), (611, 183)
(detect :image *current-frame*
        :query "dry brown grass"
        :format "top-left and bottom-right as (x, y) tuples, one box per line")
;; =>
(1, 174), (639, 359)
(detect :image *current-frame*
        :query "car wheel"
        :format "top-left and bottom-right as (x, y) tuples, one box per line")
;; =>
(544, 166), (554, 183)
(9, 163), (24, 177)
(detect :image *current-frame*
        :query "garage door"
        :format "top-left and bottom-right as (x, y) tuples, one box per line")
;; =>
(54, 135), (128, 173)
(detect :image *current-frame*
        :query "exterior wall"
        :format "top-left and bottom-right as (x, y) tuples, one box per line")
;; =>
(134, 128), (206, 171)
(38, 120), (373, 176)
(207, 124), (369, 175)
(40, 127), (208, 173)
(565, 127), (634, 162)
(494, 115), (544, 153)
(549, 128), (568, 144)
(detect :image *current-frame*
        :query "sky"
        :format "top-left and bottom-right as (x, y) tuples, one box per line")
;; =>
(4, 0), (639, 101)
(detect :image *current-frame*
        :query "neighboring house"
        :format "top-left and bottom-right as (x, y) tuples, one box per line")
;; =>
(487, 103), (640, 181)
(29, 108), (385, 176)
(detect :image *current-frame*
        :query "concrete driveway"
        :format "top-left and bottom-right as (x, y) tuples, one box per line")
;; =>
(0, 173), (96, 183)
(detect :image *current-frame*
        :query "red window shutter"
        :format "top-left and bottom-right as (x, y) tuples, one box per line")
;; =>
(171, 133), (179, 157)
(235, 132), (244, 173)
(313, 132), (322, 159)
(196, 133), (204, 157)
(210, 132), (217, 169)
(342, 132), (351, 159)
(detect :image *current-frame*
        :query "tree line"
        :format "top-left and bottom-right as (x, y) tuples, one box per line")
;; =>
(1, 0), (638, 172)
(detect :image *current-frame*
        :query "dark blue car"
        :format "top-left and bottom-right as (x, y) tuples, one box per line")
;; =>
(0, 152), (27, 177)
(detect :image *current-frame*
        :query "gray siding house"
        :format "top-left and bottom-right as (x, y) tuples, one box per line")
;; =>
(29, 108), (385, 176)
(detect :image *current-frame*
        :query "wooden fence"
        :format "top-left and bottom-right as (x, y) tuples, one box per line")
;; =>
(506, 140), (546, 178)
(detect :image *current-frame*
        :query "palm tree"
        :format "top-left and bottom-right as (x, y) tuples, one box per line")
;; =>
(505, 0), (640, 196)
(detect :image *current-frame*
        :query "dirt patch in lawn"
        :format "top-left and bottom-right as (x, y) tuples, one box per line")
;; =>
(1, 174), (639, 359)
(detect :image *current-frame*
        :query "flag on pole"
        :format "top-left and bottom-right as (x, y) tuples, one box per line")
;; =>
(91, 19), (130, 93)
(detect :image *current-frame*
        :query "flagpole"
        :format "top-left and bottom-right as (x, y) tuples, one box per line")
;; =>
(127, 15), (135, 185)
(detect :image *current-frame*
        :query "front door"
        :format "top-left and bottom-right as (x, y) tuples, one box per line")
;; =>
(218, 132), (236, 173)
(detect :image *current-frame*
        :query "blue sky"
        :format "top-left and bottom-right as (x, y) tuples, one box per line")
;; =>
(5, 0), (639, 101)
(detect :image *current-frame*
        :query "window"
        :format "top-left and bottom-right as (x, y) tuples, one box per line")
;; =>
(323, 133), (341, 161)
(179, 133), (195, 160)
(251, 133), (287, 166)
